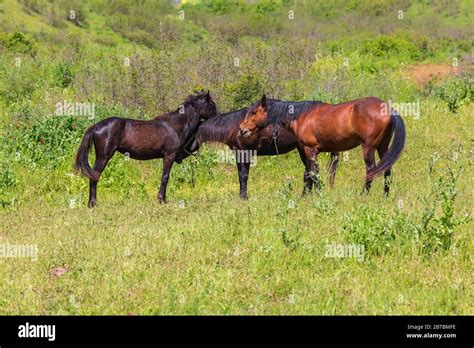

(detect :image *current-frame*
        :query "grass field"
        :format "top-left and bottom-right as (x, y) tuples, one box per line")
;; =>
(0, 0), (473, 315)
(1, 103), (472, 315)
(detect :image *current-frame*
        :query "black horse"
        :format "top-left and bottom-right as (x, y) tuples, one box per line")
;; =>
(186, 96), (338, 199)
(75, 91), (218, 207)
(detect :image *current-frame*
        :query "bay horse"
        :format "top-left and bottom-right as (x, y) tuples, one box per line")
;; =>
(75, 91), (218, 207)
(239, 95), (406, 194)
(185, 101), (334, 199)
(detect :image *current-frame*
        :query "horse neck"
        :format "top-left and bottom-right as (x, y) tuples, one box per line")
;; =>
(270, 100), (321, 135)
(197, 113), (241, 145)
(169, 107), (201, 139)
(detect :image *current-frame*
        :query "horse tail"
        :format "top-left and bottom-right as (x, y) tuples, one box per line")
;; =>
(366, 110), (406, 181)
(75, 125), (98, 181)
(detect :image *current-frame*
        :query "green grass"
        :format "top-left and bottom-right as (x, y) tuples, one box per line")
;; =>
(0, 0), (472, 315)
(0, 103), (472, 315)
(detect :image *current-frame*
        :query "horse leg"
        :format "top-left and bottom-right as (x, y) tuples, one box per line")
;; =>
(362, 145), (376, 194)
(88, 151), (114, 208)
(304, 146), (320, 191)
(88, 157), (110, 208)
(158, 153), (177, 204)
(236, 159), (250, 200)
(377, 136), (392, 196)
(328, 152), (340, 188)
(298, 147), (312, 195)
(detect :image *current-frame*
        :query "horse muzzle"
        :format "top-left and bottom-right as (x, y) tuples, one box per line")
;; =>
(239, 127), (251, 138)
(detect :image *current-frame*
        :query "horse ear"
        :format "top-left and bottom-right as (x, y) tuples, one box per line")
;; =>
(206, 90), (211, 101)
(261, 94), (267, 108)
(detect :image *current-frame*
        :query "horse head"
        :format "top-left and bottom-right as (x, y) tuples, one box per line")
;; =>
(239, 94), (269, 138)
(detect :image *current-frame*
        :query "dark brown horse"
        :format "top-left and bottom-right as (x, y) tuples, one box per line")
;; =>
(239, 95), (406, 194)
(186, 101), (326, 199)
(75, 91), (218, 207)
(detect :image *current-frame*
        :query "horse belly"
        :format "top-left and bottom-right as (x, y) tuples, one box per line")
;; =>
(313, 117), (361, 152)
(119, 125), (166, 159)
(317, 136), (362, 152)
(117, 148), (164, 160)
(256, 142), (296, 155)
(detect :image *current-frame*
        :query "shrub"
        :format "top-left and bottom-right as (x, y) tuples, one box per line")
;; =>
(361, 33), (421, 61)
(104, 4), (181, 45)
(341, 205), (401, 257)
(5, 115), (92, 169)
(195, 147), (219, 181)
(0, 162), (18, 208)
(203, 0), (233, 14)
(0, 32), (37, 56)
(0, 56), (38, 104)
(223, 73), (264, 110)
(9, 99), (39, 122)
(256, 0), (279, 14)
(0, 163), (18, 191)
(18, 0), (44, 14)
(415, 163), (470, 254)
(428, 76), (473, 113)
(173, 156), (198, 189)
(54, 62), (74, 88)
(59, 0), (88, 27)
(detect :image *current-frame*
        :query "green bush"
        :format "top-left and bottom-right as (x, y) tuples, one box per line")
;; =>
(9, 99), (39, 122)
(341, 161), (470, 258)
(173, 156), (198, 188)
(19, 0), (44, 14)
(5, 115), (92, 169)
(223, 73), (264, 110)
(256, 0), (279, 14)
(202, 0), (233, 14)
(54, 61), (74, 88)
(0, 32), (37, 56)
(428, 76), (473, 113)
(0, 162), (18, 208)
(341, 205), (403, 257)
(0, 57), (38, 105)
(363, 35), (411, 59)
(416, 163), (470, 254)
(0, 163), (18, 190)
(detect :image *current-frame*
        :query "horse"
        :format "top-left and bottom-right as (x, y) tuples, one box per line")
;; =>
(75, 90), (219, 207)
(185, 100), (331, 199)
(239, 95), (406, 194)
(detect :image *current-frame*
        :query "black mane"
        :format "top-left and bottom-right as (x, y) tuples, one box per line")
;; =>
(156, 90), (209, 122)
(197, 107), (249, 144)
(265, 99), (322, 125)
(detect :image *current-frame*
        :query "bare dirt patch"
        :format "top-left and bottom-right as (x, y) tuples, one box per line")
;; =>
(404, 64), (461, 86)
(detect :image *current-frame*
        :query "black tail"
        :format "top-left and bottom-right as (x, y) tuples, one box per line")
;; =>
(366, 111), (406, 181)
(74, 125), (98, 181)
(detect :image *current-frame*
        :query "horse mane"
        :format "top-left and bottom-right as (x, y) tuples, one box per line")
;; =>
(265, 99), (323, 125)
(197, 107), (249, 144)
(155, 91), (209, 121)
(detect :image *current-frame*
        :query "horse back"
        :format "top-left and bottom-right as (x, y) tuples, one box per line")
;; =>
(295, 97), (390, 151)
